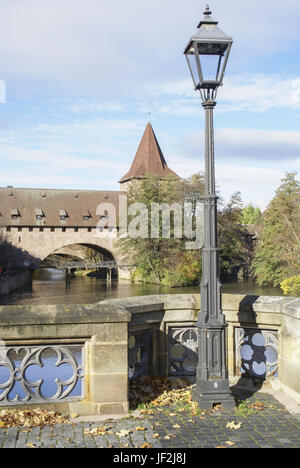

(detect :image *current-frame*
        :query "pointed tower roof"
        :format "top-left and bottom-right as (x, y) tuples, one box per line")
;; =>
(119, 123), (178, 183)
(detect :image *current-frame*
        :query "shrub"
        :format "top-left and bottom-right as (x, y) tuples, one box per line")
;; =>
(280, 275), (300, 296)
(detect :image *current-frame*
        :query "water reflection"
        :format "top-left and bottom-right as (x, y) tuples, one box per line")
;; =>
(0, 267), (283, 306)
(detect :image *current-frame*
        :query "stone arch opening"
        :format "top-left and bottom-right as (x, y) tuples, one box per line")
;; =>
(35, 243), (118, 280)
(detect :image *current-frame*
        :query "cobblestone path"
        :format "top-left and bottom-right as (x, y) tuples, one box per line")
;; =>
(0, 393), (300, 449)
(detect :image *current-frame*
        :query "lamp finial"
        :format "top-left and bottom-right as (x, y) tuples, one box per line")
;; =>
(204, 5), (212, 17)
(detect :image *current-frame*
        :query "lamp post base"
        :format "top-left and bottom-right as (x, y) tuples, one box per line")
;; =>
(192, 381), (236, 410)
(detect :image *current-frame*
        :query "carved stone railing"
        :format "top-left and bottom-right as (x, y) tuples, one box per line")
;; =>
(0, 303), (130, 416)
(102, 293), (300, 405)
(0, 293), (299, 416)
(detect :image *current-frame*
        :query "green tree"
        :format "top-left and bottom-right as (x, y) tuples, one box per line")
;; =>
(240, 205), (262, 225)
(117, 173), (187, 285)
(218, 192), (248, 279)
(253, 172), (300, 287)
(118, 175), (250, 286)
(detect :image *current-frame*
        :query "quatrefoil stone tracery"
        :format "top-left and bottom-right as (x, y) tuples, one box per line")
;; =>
(0, 345), (84, 405)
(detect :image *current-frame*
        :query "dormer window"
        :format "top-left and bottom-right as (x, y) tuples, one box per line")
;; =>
(11, 208), (20, 220)
(83, 210), (91, 221)
(101, 210), (109, 220)
(35, 208), (45, 220)
(59, 209), (68, 220)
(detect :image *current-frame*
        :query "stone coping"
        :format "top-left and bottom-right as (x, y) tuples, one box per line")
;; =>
(0, 293), (299, 326)
(100, 293), (300, 316)
(0, 303), (131, 326)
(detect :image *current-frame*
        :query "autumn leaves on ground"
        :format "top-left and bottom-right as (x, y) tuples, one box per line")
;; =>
(0, 376), (269, 431)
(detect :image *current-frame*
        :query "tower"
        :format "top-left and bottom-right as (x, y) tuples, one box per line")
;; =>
(119, 123), (178, 190)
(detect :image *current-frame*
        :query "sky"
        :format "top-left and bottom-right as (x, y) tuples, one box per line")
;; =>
(0, 0), (300, 210)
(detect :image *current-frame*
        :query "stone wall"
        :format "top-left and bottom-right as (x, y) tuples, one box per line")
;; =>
(0, 270), (32, 296)
(5, 226), (119, 262)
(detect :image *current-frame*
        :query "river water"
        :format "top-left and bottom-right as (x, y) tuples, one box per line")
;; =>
(0, 268), (284, 305)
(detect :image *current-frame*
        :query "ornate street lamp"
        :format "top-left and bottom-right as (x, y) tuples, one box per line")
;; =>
(184, 5), (235, 409)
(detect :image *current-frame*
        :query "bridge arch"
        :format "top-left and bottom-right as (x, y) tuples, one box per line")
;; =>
(4, 229), (132, 280)
(44, 243), (117, 263)
(32, 236), (120, 264)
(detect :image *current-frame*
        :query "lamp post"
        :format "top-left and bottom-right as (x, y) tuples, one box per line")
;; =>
(184, 5), (235, 410)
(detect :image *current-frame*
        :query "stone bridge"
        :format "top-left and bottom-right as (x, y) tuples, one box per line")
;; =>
(2, 225), (131, 280)
(0, 187), (133, 279)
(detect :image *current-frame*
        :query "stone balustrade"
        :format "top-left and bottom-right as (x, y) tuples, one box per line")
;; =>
(0, 293), (299, 416)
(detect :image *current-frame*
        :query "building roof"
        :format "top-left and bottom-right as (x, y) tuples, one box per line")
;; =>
(119, 123), (178, 183)
(0, 187), (124, 227)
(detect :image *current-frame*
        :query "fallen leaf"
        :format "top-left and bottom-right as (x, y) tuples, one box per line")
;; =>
(226, 421), (242, 430)
(116, 430), (132, 438)
(225, 441), (235, 446)
(84, 427), (107, 437)
(172, 424), (181, 429)
(0, 408), (69, 428)
(135, 426), (147, 431)
(141, 443), (153, 448)
(153, 434), (160, 439)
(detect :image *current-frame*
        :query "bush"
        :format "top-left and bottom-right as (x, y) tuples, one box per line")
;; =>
(280, 275), (300, 296)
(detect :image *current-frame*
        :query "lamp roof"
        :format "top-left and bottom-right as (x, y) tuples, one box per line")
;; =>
(184, 5), (232, 53)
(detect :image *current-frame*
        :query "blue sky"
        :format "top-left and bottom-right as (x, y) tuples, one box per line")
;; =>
(0, 0), (300, 209)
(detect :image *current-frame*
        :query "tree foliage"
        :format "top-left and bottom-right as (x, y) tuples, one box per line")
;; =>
(218, 192), (248, 279)
(281, 275), (300, 297)
(253, 172), (300, 287)
(117, 174), (249, 286)
(117, 173), (203, 286)
(240, 205), (262, 225)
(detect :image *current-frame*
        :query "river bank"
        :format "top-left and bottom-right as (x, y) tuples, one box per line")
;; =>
(0, 270), (32, 296)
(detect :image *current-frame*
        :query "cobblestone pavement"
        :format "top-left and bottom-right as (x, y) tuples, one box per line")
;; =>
(1, 393), (300, 448)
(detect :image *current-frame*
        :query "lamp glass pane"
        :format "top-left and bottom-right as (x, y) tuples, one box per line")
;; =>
(198, 53), (223, 82)
(186, 53), (200, 89)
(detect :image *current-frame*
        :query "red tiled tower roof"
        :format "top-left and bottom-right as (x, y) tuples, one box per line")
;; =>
(119, 123), (178, 183)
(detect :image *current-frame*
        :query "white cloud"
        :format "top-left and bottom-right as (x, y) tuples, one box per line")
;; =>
(0, 169), (119, 191)
(169, 155), (285, 210)
(2, 0), (300, 97)
(148, 74), (300, 114)
(179, 127), (300, 165)
(67, 100), (125, 114)
(219, 75), (300, 112)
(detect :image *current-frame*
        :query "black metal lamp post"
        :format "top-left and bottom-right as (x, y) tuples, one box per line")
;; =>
(184, 5), (235, 410)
